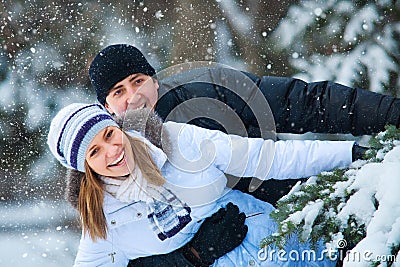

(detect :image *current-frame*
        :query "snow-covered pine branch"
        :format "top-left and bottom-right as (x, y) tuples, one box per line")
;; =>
(261, 125), (400, 266)
(273, 1), (400, 96)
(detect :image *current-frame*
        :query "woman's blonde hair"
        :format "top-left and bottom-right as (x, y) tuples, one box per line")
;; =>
(78, 131), (165, 241)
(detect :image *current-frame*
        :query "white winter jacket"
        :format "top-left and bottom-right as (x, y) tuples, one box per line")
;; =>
(74, 121), (353, 267)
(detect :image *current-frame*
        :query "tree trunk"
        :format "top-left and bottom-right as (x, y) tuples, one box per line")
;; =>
(170, 0), (220, 63)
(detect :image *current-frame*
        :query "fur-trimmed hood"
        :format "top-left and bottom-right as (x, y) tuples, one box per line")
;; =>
(64, 108), (170, 209)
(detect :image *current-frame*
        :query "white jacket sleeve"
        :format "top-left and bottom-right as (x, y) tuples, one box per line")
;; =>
(165, 121), (354, 180)
(265, 139), (354, 179)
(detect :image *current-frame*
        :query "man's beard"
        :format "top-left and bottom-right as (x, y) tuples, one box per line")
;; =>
(115, 108), (171, 154)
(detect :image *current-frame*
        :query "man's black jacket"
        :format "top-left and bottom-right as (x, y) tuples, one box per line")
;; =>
(156, 67), (399, 137)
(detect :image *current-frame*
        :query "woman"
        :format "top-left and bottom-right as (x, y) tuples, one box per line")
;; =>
(48, 103), (355, 266)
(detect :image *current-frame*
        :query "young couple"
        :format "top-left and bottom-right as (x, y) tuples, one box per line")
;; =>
(48, 44), (400, 266)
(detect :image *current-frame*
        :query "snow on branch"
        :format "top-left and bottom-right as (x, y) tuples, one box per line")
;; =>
(261, 125), (400, 266)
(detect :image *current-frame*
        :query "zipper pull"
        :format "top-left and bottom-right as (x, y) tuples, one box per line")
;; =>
(108, 252), (116, 263)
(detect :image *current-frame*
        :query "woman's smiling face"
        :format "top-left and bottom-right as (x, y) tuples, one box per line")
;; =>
(85, 126), (135, 177)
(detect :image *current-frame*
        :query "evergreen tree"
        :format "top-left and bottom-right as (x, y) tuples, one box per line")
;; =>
(261, 125), (400, 266)
(273, 0), (400, 97)
(0, 0), (291, 201)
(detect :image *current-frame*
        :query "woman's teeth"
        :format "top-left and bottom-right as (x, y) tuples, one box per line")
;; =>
(108, 151), (125, 167)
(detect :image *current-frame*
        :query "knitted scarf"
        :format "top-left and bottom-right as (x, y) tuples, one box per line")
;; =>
(100, 167), (191, 241)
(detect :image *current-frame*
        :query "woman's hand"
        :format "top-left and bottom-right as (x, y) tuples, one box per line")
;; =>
(185, 202), (248, 266)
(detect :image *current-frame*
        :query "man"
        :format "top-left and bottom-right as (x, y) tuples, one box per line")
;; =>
(90, 45), (400, 137)
(83, 44), (399, 266)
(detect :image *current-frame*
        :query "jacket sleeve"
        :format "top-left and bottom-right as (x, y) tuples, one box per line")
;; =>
(127, 249), (196, 267)
(244, 72), (400, 135)
(165, 121), (354, 180)
(158, 67), (399, 136)
(220, 136), (354, 180)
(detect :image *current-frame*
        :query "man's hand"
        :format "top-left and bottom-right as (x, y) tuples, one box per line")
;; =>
(352, 143), (369, 161)
(184, 202), (248, 266)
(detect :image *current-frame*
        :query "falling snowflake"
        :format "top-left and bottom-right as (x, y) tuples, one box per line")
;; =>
(155, 10), (164, 20)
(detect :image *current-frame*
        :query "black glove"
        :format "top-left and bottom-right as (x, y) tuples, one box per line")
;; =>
(128, 249), (197, 267)
(183, 202), (248, 266)
(352, 143), (369, 161)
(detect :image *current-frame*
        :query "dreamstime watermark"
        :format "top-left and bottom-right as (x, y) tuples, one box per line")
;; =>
(257, 239), (397, 263)
(334, 239), (397, 264)
(257, 246), (336, 262)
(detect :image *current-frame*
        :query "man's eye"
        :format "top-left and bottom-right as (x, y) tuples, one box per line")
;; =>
(134, 79), (143, 85)
(113, 89), (123, 96)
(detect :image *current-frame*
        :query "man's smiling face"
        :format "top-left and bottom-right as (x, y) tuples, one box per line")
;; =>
(105, 73), (159, 116)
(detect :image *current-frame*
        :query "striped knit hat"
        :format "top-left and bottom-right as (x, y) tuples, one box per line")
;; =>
(47, 103), (118, 172)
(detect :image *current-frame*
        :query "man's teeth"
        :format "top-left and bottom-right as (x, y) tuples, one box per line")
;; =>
(109, 152), (124, 167)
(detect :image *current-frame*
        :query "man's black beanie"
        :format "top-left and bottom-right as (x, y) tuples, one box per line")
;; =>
(89, 44), (156, 106)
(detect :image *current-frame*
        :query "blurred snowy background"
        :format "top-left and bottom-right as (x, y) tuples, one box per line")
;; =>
(0, 1), (399, 266)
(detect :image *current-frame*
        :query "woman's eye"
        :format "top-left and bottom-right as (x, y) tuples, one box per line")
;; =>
(90, 148), (98, 157)
(106, 129), (113, 139)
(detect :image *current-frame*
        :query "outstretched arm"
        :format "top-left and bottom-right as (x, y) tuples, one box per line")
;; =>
(250, 73), (400, 135)
(158, 67), (399, 136)
(165, 121), (354, 180)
